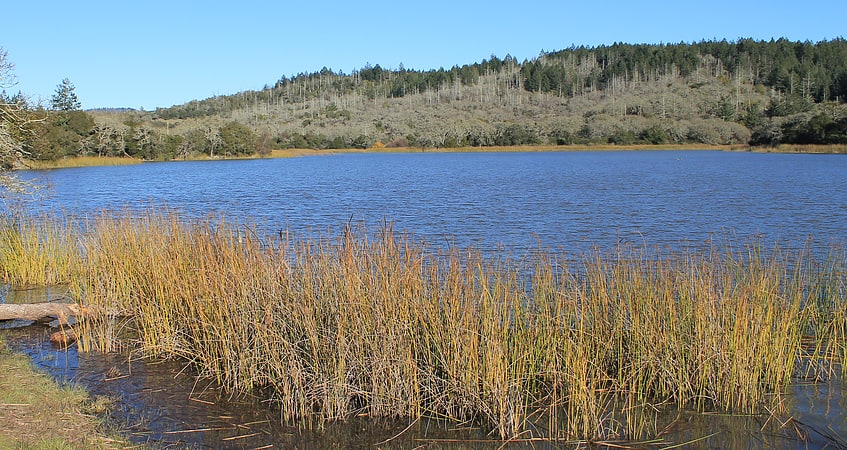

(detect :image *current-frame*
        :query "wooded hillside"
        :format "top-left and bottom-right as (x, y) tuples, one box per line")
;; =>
(11, 38), (847, 161)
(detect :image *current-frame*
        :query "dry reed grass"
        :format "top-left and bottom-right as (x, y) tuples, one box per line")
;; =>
(3, 210), (846, 442)
(771, 144), (847, 154)
(24, 156), (142, 169)
(0, 213), (81, 286)
(268, 144), (752, 159)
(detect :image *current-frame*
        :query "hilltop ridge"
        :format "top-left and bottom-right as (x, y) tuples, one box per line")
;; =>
(22, 38), (847, 161)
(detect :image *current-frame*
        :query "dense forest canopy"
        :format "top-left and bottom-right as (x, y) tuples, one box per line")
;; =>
(6, 38), (847, 162)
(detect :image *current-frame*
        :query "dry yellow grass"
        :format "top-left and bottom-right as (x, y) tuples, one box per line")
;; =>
(0, 214), (81, 286)
(23, 156), (143, 169)
(770, 144), (847, 154)
(270, 144), (752, 158)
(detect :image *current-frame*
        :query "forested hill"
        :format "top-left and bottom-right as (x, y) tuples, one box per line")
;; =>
(21, 38), (847, 161)
(159, 38), (847, 119)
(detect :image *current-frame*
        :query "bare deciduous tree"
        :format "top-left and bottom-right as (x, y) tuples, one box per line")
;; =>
(0, 48), (41, 196)
(205, 127), (221, 158)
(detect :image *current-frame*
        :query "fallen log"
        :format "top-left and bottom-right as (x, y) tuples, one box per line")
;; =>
(0, 302), (82, 324)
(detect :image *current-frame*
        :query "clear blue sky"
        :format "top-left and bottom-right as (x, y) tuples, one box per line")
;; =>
(2, 1), (844, 110)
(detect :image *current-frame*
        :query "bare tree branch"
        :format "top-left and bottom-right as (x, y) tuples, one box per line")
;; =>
(0, 47), (44, 199)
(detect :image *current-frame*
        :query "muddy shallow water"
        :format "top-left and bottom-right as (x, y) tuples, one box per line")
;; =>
(3, 297), (847, 448)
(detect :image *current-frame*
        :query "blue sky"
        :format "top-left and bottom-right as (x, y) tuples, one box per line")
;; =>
(2, 1), (844, 109)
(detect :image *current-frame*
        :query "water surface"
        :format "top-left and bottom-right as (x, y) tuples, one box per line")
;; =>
(16, 150), (847, 254)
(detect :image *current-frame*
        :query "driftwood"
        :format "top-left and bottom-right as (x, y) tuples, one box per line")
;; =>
(1, 302), (90, 348)
(0, 302), (82, 324)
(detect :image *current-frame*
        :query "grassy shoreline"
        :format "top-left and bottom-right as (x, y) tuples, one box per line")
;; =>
(18, 143), (846, 170)
(2, 210), (846, 442)
(0, 337), (124, 448)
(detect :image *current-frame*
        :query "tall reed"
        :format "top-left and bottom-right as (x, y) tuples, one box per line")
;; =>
(0, 213), (80, 286)
(3, 210), (846, 442)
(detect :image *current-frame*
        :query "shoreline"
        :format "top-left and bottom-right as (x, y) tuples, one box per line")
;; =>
(16, 143), (847, 170)
(0, 337), (124, 448)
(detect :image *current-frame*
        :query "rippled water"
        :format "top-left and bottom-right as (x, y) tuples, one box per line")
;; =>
(15, 150), (847, 253)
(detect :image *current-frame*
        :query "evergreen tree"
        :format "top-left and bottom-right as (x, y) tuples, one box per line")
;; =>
(51, 78), (82, 112)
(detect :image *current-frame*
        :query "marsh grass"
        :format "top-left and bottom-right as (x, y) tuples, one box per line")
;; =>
(268, 144), (752, 159)
(4, 210), (847, 442)
(24, 156), (142, 169)
(771, 144), (847, 154)
(0, 213), (81, 286)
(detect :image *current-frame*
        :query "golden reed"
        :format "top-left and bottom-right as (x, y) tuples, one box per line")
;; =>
(2, 210), (845, 441)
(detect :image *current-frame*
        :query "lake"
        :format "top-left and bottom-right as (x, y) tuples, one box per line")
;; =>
(15, 149), (847, 255)
(6, 149), (847, 448)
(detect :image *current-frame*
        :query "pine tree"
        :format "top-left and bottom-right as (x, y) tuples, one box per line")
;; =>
(51, 78), (82, 111)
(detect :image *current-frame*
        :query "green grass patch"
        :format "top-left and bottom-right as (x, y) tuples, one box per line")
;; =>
(0, 337), (125, 449)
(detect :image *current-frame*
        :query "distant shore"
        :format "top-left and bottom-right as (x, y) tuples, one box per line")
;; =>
(270, 143), (753, 157)
(17, 143), (847, 170)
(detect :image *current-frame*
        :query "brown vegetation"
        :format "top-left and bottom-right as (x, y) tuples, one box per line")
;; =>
(1, 211), (846, 442)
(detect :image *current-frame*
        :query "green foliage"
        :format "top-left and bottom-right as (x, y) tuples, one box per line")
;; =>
(494, 124), (540, 146)
(608, 130), (638, 145)
(155, 134), (184, 160)
(750, 120), (784, 147)
(326, 136), (346, 149)
(766, 94), (813, 117)
(25, 110), (95, 160)
(521, 57), (573, 95)
(179, 129), (210, 157)
(782, 113), (847, 144)
(714, 95), (736, 121)
(350, 134), (371, 149)
(18, 38), (847, 164)
(50, 78), (81, 112)
(639, 125), (669, 144)
(457, 64), (480, 85)
(150, 38), (847, 125)
(742, 102), (764, 128)
(219, 121), (257, 155)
